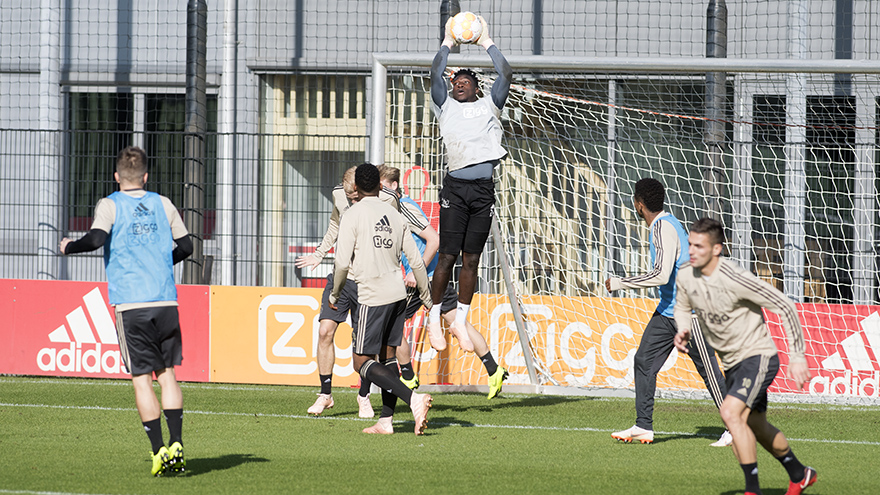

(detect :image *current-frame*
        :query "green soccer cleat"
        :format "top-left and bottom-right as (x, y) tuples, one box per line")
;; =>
(400, 375), (420, 390)
(150, 446), (171, 477)
(167, 441), (186, 473)
(487, 367), (509, 399)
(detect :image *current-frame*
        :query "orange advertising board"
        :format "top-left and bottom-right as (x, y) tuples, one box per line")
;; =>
(416, 294), (710, 391)
(210, 286), (360, 387)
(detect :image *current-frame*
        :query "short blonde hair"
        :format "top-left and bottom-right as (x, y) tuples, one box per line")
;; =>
(376, 164), (401, 195)
(342, 166), (357, 194)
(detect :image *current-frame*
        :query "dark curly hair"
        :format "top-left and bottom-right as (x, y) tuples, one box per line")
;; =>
(633, 178), (665, 213)
(355, 162), (380, 193)
(451, 68), (479, 87)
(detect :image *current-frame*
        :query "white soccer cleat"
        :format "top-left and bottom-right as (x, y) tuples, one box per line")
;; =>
(409, 392), (433, 436)
(362, 417), (394, 435)
(307, 393), (334, 416)
(611, 425), (654, 444)
(427, 320), (447, 351)
(448, 321), (474, 352)
(356, 394), (375, 418)
(711, 429), (733, 447)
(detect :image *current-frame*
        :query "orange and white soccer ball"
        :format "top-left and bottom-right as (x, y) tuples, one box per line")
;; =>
(449, 12), (483, 44)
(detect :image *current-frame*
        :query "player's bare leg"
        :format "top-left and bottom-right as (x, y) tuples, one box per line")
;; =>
(132, 373), (162, 422)
(427, 253), (457, 350)
(354, 350), (432, 436)
(155, 367), (185, 472)
(747, 411), (817, 494)
(308, 319), (339, 415)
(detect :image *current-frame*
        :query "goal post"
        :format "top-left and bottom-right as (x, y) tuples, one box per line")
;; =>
(370, 52), (880, 404)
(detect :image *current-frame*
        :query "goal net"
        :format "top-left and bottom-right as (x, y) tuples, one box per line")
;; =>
(373, 54), (880, 405)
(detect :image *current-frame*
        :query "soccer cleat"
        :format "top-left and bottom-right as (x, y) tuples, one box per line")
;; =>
(307, 393), (334, 416)
(487, 366), (509, 399)
(150, 446), (171, 477)
(710, 429), (733, 447)
(409, 392), (433, 435)
(356, 394), (375, 418)
(362, 417), (394, 435)
(784, 467), (817, 495)
(611, 425), (654, 444)
(448, 321), (474, 352)
(400, 374), (420, 390)
(427, 320), (447, 351)
(167, 441), (186, 473)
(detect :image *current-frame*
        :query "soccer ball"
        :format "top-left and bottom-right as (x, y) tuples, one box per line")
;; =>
(449, 12), (483, 44)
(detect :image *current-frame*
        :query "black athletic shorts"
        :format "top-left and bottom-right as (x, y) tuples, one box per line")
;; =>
(438, 174), (495, 255)
(319, 273), (360, 329)
(724, 354), (780, 413)
(115, 305), (183, 376)
(404, 279), (458, 319)
(352, 299), (406, 356)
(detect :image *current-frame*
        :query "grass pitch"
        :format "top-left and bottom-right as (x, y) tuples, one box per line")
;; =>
(1, 376), (877, 494)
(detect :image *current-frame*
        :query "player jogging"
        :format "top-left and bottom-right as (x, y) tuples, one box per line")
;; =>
(60, 146), (193, 476)
(295, 165), (411, 418)
(378, 165), (508, 399)
(606, 178), (729, 446)
(673, 217), (816, 495)
(427, 14), (511, 390)
(330, 163), (434, 435)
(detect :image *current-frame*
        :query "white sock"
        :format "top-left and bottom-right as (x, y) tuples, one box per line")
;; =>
(429, 303), (441, 325)
(454, 302), (470, 326)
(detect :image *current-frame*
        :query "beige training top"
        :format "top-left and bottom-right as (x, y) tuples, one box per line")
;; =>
(309, 185), (400, 265)
(330, 196), (431, 308)
(673, 257), (806, 370)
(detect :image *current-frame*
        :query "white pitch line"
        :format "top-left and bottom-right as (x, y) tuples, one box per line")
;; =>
(2, 401), (879, 447)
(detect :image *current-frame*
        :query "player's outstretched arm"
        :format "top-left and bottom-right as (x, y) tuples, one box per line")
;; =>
(478, 16), (512, 110)
(60, 229), (108, 255)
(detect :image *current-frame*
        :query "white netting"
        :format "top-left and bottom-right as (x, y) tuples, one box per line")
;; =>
(382, 63), (880, 405)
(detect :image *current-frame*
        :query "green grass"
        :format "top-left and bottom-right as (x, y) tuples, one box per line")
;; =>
(1, 376), (877, 494)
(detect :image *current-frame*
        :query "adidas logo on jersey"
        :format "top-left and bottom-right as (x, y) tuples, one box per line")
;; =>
(374, 215), (393, 234)
(809, 311), (880, 397)
(133, 202), (153, 218)
(36, 287), (126, 374)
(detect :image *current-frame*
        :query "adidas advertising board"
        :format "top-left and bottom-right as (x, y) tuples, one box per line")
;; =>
(3, 279), (877, 398)
(1, 279), (209, 381)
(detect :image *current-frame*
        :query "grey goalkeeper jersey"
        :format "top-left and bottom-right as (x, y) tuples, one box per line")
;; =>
(673, 257), (807, 371)
(434, 95), (506, 172)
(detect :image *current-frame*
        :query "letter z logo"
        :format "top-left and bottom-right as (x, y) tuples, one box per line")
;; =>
(258, 295), (319, 375)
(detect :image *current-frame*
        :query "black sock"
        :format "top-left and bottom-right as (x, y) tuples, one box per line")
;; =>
(480, 351), (498, 376)
(319, 374), (332, 395)
(740, 462), (761, 494)
(399, 362), (415, 381)
(143, 418), (165, 455)
(380, 359), (399, 417)
(164, 408), (183, 446)
(360, 360), (413, 405)
(775, 449), (806, 482)
(359, 377), (372, 398)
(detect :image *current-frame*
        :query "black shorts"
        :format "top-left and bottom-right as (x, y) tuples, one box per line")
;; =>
(404, 279), (458, 320)
(114, 305), (183, 376)
(438, 175), (495, 255)
(352, 299), (406, 356)
(319, 273), (360, 329)
(724, 354), (780, 413)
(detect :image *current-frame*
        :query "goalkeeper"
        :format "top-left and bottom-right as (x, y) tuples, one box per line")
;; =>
(428, 15), (511, 396)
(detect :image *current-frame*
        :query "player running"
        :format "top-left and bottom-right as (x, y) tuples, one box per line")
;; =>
(60, 146), (192, 476)
(674, 217), (816, 495)
(378, 165), (508, 398)
(330, 163), (433, 435)
(295, 165), (408, 418)
(606, 178), (729, 446)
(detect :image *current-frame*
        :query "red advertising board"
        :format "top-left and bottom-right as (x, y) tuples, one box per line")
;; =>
(766, 303), (880, 398)
(1, 279), (210, 382)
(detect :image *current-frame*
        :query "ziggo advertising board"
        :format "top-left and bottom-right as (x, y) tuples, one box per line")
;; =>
(0, 279), (209, 381)
(4, 280), (877, 398)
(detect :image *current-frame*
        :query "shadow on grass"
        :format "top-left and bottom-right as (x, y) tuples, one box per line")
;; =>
(428, 394), (588, 414)
(176, 453), (270, 476)
(721, 489), (787, 495)
(650, 425), (727, 444)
